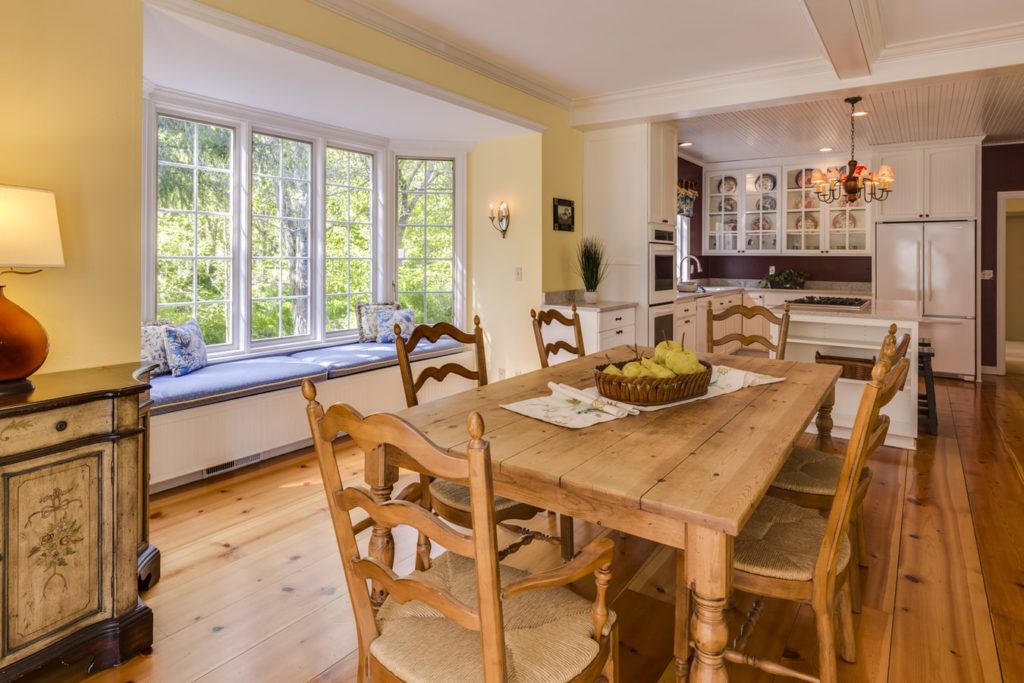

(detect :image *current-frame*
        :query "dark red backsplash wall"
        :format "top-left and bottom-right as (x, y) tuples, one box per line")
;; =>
(980, 143), (1024, 367)
(678, 157), (872, 283)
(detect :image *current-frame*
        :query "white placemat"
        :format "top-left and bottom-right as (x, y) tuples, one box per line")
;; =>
(499, 365), (785, 429)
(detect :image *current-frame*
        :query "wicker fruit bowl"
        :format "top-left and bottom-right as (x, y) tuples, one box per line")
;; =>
(594, 360), (713, 406)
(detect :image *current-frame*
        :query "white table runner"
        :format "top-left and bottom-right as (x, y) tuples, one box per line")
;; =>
(500, 365), (785, 429)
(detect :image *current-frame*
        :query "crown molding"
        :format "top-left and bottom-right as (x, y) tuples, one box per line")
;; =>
(879, 21), (1024, 61)
(145, 0), (546, 134)
(309, 0), (572, 109)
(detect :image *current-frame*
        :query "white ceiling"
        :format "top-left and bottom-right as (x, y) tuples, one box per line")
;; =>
(313, 0), (1024, 157)
(313, 0), (824, 101)
(880, 0), (1024, 46)
(143, 4), (536, 143)
(676, 68), (1024, 162)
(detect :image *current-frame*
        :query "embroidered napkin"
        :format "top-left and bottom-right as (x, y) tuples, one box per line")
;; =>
(500, 365), (785, 429)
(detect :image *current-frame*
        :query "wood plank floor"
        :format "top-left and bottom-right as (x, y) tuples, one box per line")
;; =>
(54, 376), (1024, 682)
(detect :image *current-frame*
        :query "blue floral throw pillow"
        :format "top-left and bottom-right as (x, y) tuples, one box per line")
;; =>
(163, 319), (209, 377)
(376, 309), (416, 344)
(141, 321), (171, 376)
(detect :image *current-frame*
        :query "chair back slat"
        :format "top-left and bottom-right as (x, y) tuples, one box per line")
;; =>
(338, 488), (475, 557)
(396, 316), (488, 407)
(815, 325), (910, 586)
(349, 557), (481, 631)
(706, 303), (791, 359)
(318, 407), (470, 482)
(531, 305), (586, 368)
(301, 379), (507, 678)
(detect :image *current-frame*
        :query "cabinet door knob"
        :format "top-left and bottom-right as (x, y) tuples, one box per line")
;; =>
(55, 420), (68, 432)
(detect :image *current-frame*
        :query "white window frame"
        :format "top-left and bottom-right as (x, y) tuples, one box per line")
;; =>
(388, 145), (468, 329)
(143, 90), (468, 359)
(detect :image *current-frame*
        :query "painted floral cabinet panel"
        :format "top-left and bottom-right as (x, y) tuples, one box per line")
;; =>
(2, 444), (114, 656)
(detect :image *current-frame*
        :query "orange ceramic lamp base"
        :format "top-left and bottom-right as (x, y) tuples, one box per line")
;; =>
(0, 285), (49, 395)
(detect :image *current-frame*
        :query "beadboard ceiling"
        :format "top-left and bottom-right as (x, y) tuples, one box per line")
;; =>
(675, 69), (1024, 163)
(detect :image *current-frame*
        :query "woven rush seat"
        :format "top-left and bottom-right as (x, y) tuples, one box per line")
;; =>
(372, 552), (616, 683)
(430, 478), (526, 515)
(735, 496), (851, 582)
(773, 446), (871, 497)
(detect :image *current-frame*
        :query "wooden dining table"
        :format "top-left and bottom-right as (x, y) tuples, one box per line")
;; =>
(367, 346), (841, 682)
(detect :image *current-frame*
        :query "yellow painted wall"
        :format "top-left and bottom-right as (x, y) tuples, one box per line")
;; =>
(468, 135), (544, 377)
(0, 0), (142, 373)
(197, 0), (583, 293)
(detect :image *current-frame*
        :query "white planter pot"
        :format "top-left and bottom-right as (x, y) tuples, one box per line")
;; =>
(584, 290), (598, 304)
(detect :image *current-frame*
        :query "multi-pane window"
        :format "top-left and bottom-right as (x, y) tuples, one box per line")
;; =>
(396, 158), (455, 324)
(155, 115), (233, 344)
(250, 133), (312, 341)
(324, 148), (374, 332)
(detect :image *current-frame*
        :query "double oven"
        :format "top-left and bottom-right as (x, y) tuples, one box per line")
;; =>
(648, 224), (677, 345)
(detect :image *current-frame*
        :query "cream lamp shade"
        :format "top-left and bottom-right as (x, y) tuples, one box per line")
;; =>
(0, 185), (64, 268)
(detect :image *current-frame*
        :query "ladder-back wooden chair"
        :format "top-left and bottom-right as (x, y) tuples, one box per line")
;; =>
(726, 351), (910, 683)
(301, 381), (619, 683)
(769, 324), (911, 611)
(531, 304), (585, 368)
(395, 316), (573, 561)
(706, 302), (791, 359)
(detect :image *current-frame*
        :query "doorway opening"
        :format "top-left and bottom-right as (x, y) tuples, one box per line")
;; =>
(997, 191), (1024, 374)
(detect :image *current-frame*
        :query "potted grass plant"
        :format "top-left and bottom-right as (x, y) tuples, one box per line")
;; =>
(576, 236), (610, 304)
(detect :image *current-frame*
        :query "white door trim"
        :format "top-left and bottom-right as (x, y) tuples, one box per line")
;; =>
(994, 190), (1024, 376)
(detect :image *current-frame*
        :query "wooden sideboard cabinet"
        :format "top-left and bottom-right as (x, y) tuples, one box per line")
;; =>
(0, 364), (154, 680)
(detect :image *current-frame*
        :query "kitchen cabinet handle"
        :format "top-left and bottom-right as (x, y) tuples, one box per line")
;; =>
(614, 316), (622, 321)
(55, 420), (68, 432)
(927, 239), (934, 301)
(615, 330), (623, 335)
(662, 219), (669, 223)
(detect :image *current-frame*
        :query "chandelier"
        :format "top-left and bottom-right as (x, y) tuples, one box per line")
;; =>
(812, 96), (894, 204)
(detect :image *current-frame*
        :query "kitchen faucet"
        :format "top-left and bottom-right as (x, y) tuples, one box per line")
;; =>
(680, 255), (703, 281)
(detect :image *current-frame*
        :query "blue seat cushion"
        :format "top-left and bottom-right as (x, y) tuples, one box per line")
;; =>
(151, 356), (327, 414)
(288, 338), (465, 378)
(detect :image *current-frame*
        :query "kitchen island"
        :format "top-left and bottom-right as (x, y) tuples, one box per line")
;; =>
(778, 299), (919, 449)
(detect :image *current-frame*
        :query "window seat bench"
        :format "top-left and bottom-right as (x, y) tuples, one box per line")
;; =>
(148, 338), (473, 490)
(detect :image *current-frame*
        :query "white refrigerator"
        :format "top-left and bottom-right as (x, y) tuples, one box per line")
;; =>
(875, 221), (977, 378)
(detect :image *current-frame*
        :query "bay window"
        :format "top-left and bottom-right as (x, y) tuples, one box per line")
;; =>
(147, 100), (463, 358)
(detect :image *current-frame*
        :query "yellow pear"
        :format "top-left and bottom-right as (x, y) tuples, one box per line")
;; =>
(622, 361), (644, 378)
(602, 364), (623, 376)
(642, 357), (675, 378)
(665, 349), (703, 375)
(654, 339), (683, 363)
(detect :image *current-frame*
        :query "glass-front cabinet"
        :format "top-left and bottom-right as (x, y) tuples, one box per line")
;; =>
(705, 162), (871, 256)
(705, 169), (780, 254)
(706, 172), (740, 253)
(742, 169), (780, 253)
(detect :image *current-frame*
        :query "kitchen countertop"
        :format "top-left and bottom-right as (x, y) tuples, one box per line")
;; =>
(675, 287), (870, 301)
(782, 298), (923, 322)
(549, 300), (638, 312)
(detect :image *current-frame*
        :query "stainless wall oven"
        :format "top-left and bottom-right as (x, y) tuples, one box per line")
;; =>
(649, 243), (677, 306)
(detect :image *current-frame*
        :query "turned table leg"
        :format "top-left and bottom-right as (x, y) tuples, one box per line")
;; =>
(366, 445), (398, 610)
(815, 385), (836, 454)
(674, 549), (690, 682)
(687, 526), (733, 683)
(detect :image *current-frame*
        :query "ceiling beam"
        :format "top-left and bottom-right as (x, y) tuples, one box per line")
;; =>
(802, 0), (872, 79)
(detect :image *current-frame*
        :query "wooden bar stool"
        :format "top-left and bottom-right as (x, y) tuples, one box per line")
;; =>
(918, 339), (938, 435)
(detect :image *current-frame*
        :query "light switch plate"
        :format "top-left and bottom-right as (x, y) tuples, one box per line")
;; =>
(514, 266), (523, 282)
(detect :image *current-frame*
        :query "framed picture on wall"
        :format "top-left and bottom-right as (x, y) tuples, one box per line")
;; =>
(553, 198), (574, 231)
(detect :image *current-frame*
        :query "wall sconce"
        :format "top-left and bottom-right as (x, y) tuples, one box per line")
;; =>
(489, 201), (509, 238)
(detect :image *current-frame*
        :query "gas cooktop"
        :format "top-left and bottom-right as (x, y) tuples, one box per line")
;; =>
(785, 296), (870, 311)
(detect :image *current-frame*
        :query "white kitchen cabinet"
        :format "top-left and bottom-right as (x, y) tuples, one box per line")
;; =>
(675, 297), (700, 348)
(547, 305), (637, 365)
(647, 122), (678, 227)
(920, 319), (976, 379)
(706, 167), (781, 254)
(782, 164), (869, 255)
(877, 142), (978, 220)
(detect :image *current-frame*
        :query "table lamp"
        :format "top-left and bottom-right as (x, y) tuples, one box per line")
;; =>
(0, 185), (64, 395)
